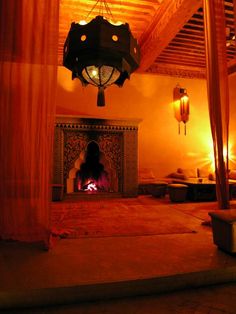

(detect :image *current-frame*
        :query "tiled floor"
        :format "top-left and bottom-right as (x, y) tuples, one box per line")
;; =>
(1, 195), (236, 313)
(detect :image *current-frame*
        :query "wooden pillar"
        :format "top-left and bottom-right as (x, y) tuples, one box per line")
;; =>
(203, 0), (230, 209)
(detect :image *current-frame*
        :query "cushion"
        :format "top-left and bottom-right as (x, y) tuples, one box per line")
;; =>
(208, 173), (216, 181)
(177, 168), (198, 178)
(138, 168), (155, 180)
(169, 183), (188, 188)
(229, 170), (236, 180)
(169, 172), (187, 180)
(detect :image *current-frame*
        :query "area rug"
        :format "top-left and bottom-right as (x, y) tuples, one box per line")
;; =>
(51, 201), (196, 238)
(172, 201), (236, 222)
(172, 202), (219, 222)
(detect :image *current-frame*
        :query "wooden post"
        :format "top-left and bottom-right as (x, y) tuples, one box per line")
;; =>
(203, 0), (230, 209)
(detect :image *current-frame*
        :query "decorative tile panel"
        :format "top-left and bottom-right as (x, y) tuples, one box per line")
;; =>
(53, 116), (141, 197)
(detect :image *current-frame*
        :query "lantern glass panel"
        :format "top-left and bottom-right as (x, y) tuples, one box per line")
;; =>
(82, 66), (100, 85)
(100, 65), (120, 85)
(82, 65), (120, 87)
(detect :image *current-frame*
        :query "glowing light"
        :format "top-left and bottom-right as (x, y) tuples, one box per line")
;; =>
(85, 181), (97, 191)
(109, 20), (123, 26)
(224, 142), (234, 162)
(112, 35), (118, 41)
(181, 95), (189, 102)
(91, 69), (98, 77)
(223, 146), (228, 160)
(81, 35), (87, 41)
(79, 20), (87, 25)
(208, 149), (215, 171)
(206, 142), (234, 172)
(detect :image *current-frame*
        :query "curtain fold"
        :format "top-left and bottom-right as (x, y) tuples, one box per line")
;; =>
(203, 0), (230, 209)
(0, 0), (59, 246)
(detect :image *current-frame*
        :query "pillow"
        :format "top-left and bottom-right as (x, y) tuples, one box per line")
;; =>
(208, 173), (216, 181)
(177, 168), (198, 178)
(138, 168), (155, 180)
(229, 170), (236, 180)
(169, 172), (187, 180)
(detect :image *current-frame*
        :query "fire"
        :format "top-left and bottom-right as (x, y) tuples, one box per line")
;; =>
(84, 181), (97, 191)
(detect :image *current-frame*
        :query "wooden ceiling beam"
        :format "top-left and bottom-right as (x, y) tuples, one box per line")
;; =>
(176, 33), (204, 40)
(158, 53), (205, 63)
(172, 37), (204, 45)
(147, 62), (206, 78)
(161, 48), (205, 58)
(138, 0), (202, 72)
(158, 59), (205, 67)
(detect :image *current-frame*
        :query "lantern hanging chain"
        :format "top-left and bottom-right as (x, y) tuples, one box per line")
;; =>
(120, 0), (124, 20)
(103, 0), (114, 21)
(99, 0), (103, 16)
(85, 0), (100, 19)
(85, 0), (114, 21)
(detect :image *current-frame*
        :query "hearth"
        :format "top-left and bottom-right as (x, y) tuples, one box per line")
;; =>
(52, 116), (141, 198)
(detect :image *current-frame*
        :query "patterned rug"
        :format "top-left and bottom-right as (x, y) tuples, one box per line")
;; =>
(51, 199), (196, 238)
(173, 201), (236, 222)
(172, 202), (218, 221)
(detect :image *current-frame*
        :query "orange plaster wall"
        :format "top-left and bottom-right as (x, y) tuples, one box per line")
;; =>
(56, 66), (212, 178)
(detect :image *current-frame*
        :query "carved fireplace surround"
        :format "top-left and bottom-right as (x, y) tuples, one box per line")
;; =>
(53, 116), (141, 198)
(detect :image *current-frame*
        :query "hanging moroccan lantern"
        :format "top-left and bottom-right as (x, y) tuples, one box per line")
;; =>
(63, 15), (140, 106)
(173, 84), (190, 135)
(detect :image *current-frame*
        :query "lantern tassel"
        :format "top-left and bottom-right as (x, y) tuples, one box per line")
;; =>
(97, 87), (105, 106)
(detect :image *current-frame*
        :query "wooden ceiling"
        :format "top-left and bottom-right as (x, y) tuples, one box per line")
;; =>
(59, 0), (236, 79)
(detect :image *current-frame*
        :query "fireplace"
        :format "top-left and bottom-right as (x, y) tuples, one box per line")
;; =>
(52, 116), (141, 198)
(75, 141), (112, 192)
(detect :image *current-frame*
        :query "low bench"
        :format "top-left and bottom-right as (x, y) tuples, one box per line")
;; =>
(168, 183), (188, 202)
(147, 182), (168, 198)
(209, 209), (236, 253)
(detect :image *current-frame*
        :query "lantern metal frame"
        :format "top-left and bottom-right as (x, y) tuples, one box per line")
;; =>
(63, 15), (140, 106)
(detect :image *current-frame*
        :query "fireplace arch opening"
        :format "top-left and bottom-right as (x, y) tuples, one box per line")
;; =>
(75, 141), (109, 191)
(67, 141), (118, 193)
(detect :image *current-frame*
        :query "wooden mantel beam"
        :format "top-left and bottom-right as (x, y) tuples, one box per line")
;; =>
(138, 0), (202, 72)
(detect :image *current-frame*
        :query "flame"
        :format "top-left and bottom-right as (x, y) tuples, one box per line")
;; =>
(84, 181), (97, 191)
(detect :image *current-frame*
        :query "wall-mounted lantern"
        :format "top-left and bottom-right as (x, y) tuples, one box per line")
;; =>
(173, 84), (190, 135)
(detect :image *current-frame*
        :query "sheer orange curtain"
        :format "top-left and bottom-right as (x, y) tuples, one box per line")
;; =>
(203, 0), (230, 209)
(0, 0), (59, 246)
(234, 1), (236, 58)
